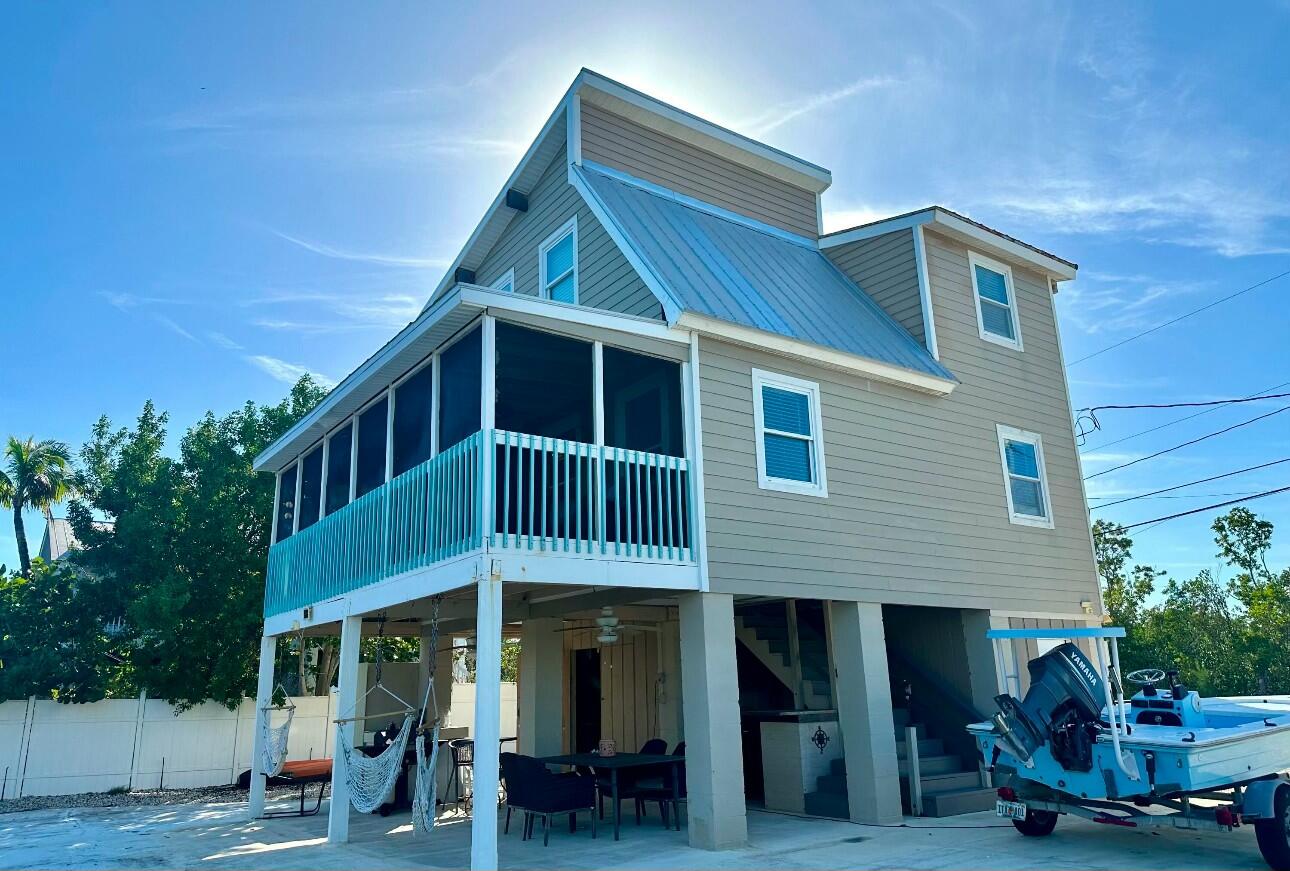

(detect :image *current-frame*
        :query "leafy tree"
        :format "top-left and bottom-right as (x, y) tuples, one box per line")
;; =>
(0, 437), (77, 577)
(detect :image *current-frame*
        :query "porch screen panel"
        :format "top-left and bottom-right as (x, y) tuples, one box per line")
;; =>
(602, 347), (682, 456)
(438, 326), (482, 452)
(393, 362), (434, 476)
(355, 396), (388, 498)
(275, 464), (297, 542)
(297, 444), (323, 531)
(325, 423), (352, 514)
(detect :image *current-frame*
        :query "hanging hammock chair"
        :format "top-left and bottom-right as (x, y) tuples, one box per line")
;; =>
(412, 595), (445, 835)
(259, 685), (296, 778)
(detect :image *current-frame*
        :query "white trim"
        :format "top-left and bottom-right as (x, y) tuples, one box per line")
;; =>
(678, 312), (956, 396)
(538, 215), (579, 304)
(568, 164), (683, 323)
(383, 386), (395, 483)
(912, 225), (940, 360)
(819, 207), (1077, 282)
(575, 69), (831, 193)
(567, 91), (582, 167)
(751, 368), (828, 498)
(461, 285), (685, 344)
(348, 417), (359, 502)
(270, 470), (283, 542)
(969, 251), (1023, 351)
(318, 435), (330, 520)
(592, 341), (606, 445)
(684, 333), (711, 592)
(996, 424), (1054, 529)
(490, 551), (701, 590)
(291, 457), (303, 535)
(490, 268), (515, 294)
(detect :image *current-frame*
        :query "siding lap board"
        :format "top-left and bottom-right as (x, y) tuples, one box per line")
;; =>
(825, 229), (926, 344)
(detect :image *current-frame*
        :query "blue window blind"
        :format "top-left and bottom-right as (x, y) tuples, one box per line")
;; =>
(761, 385), (813, 483)
(1005, 439), (1046, 518)
(975, 264), (1016, 340)
(544, 232), (576, 302)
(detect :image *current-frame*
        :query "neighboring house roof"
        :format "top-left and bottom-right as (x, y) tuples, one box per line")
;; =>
(38, 517), (79, 562)
(574, 162), (956, 383)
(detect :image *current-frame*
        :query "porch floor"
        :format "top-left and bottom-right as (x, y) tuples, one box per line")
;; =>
(0, 796), (1268, 870)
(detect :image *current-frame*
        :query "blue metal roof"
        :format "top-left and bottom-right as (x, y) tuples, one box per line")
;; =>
(576, 163), (955, 382)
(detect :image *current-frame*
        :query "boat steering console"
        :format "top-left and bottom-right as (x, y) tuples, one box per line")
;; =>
(1126, 667), (1203, 727)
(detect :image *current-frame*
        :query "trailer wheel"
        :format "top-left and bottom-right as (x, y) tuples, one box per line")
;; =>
(1013, 808), (1058, 837)
(1255, 787), (1290, 871)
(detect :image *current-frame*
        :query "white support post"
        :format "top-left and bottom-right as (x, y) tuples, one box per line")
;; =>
(471, 573), (503, 871)
(248, 634), (277, 818)
(683, 333), (709, 589)
(482, 315), (496, 547)
(592, 341), (605, 446)
(329, 615), (362, 844)
(517, 618), (563, 757)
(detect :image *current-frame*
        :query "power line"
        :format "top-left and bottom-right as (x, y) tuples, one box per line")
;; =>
(1080, 392), (1290, 413)
(1088, 457), (1290, 509)
(1080, 380), (1290, 454)
(1090, 492), (1263, 501)
(1067, 268), (1290, 366)
(1084, 405), (1290, 480)
(1119, 485), (1290, 530)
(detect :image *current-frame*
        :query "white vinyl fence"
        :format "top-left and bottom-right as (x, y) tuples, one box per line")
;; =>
(0, 681), (517, 799)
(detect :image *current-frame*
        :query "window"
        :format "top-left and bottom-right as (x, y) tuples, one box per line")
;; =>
(324, 423), (352, 515)
(538, 217), (577, 304)
(275, 464), (297, 542)
(603, 346), (683, 457)
(438, 326), (482, 451)
(495, 322), (593, 441)
(392, 361), (434, 476)
(751, 369), (827, 497)
(355, 396), (389, 498)
(997, 425), (1053, 528)
(969, 252), (1022, 349)
(297, 444), (323, 531)
(491, 269), (515, 294)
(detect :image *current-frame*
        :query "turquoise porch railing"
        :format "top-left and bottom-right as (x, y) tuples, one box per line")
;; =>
(264, 430), (695, 617)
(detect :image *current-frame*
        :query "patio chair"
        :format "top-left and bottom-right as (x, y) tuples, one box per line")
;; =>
(445, 738), (474, 809)
(504, 754), (597, 846)
(630, 741), (686, 830)
(599, 738), (668, 824)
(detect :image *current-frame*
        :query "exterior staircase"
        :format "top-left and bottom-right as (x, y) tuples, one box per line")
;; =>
(733, 602), (832, 709)
(802, 706), (995, 818)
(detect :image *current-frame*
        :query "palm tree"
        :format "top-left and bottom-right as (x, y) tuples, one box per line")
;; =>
(0, 436), (77, 576)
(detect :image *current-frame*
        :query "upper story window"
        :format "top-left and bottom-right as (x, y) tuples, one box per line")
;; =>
(969, 252), (1022, 350)
(324, 422), (353, 515)
(492, 268), (515, 294)
(996, 425), (1053, 528)
(297, 444), (323, 531)
(275, 463), (297, 542)
(539, 217), (578, 304)
(355, 395), (389, 498)
(392, 361), (434, 476)
(751, 368), (827, 498)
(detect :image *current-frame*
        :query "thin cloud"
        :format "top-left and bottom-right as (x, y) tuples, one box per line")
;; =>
(151, 314), (199, 343)
(206, 331), (243, 351)
(1057, 272), (1210, 336)
(99, 291), (192, 311)
(243, 290), (421, 333)
(271, 229), (451, 269)
(742, 75), (902, 136)
(246, 355), (335, 388)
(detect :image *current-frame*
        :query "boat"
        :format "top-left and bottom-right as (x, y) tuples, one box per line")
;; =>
(968, 627), (1290, 870)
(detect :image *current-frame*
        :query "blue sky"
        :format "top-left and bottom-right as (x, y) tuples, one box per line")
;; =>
(3, 2), (1289, 588)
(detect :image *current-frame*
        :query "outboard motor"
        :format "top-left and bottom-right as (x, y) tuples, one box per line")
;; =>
(993, 642), (1106, 772)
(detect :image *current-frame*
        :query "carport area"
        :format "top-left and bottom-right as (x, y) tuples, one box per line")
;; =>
(0, 795), (1271, 871)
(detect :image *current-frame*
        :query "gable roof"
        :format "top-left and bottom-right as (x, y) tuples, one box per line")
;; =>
(573, 162), (955, 385)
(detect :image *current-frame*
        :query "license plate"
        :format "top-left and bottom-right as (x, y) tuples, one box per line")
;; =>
(997, 800), (1028, 820)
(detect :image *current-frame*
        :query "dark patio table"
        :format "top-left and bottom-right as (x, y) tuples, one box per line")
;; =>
(536, 752), (684, 840)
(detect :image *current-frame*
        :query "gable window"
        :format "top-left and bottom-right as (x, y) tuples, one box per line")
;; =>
(751, 369), (827, 497)
(969, 252), (1022, 350)
(996, 425), (1053, 527)
(492, 268), (515, 294)
(539, 217), (578, 304)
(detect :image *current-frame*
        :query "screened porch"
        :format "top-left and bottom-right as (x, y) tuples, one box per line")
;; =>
(264, 316), (697, 617)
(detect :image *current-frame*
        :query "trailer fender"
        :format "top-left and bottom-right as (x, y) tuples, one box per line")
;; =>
(1242, 779), (1288, 821)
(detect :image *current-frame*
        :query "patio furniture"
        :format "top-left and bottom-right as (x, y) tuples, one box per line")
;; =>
(628, 742), (686, 830)
(259, 758), (332, 818)
(502, 753), (597, 846)
(538, 750), (685, 840)
(445, 738), (474, 809)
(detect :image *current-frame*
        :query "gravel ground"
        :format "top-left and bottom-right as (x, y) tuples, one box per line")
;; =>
(0, 783), (303, 815)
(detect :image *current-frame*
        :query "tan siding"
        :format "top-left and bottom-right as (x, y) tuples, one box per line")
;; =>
(697, 231), (1098, 616)
(562, 624), (660, 751)
(475, 152), (663, 320)
(580, 103), (819, 238)
(825, 229), (926, 343)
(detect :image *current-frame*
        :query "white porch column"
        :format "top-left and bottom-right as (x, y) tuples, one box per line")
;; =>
(471, 575), (503, 871)
(517, 617), (563, 757)
(328, 614), (362, 844)
(678, 592), (747, 850)
(248, 633), (276, 818)
(828, 601), (903, 824)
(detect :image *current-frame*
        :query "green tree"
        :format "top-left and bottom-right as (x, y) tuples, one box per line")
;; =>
(1213, 508), (1290, 692)
(0, 437), (77, 577)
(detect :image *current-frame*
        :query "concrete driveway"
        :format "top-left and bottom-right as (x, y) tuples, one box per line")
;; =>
(0, 797), (1270, 870)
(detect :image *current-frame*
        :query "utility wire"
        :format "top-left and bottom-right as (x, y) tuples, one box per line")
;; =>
(1080, 392), (1290, 413)
(1067, 268), (1290, 366)
(1088, 457), (1290, 509)
(1090, 491), (1263, 501)
(1081, 380), (1290, 454)
(1084, 405), (1290, 480)
(1119, 485), (1290, 530)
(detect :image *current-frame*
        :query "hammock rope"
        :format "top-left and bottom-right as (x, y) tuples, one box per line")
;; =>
(412, 595), (444, 834)
(258, 684), (296, 777)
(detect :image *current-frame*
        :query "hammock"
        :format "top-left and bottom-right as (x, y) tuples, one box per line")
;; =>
(336, 713), (414, 814)
(259, 695), (296, 778)
(412, 595), (445, 834)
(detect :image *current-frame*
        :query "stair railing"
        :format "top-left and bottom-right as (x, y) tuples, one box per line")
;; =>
(904, 723), (923, 816)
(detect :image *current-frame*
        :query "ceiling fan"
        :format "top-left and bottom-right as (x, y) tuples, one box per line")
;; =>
(560, 606), (660, 645)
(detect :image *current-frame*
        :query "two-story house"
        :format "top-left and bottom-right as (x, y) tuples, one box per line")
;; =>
(246, 70), (1101, 868)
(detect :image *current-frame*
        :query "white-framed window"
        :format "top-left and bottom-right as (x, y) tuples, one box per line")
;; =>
(969, 251), (1022, 350)
(996, 425), (1053, 528)
(538, 216), (578, 304)
(751, 368), (827, 498)
(491, 268), (515, 294)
